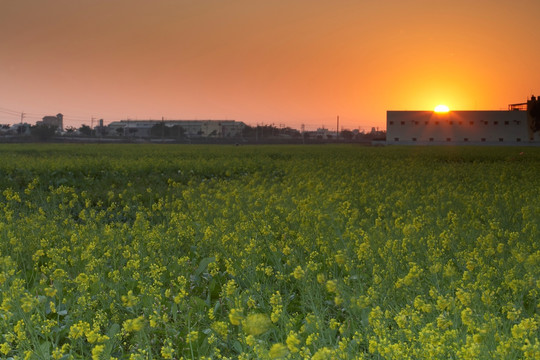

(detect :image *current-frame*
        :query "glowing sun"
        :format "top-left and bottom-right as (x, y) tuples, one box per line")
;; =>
(434, 104), (450, 113)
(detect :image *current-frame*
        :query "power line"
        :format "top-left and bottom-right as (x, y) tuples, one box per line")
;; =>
(0, 105), (111, 128)
(0, 106), (21, 115)
(0, 110), (21, 117)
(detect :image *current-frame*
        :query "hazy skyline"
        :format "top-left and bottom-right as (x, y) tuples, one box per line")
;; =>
(2, 0), (540, 130)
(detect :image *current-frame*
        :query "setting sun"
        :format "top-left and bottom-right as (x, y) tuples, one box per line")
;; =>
(434, 105), (450, 113)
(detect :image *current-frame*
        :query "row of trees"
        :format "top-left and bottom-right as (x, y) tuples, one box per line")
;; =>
(241, 125), (385, 141)
(65, 123), (188, 138)
(4, 122), (385, 142)
(3, 124), (60, 140)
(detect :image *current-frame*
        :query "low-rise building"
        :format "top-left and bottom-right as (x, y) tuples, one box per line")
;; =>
(36, 113), (63, 131)
(387, 96), (540, 145)
(107, 120), (245, 138)
(9, 123), (31, 135)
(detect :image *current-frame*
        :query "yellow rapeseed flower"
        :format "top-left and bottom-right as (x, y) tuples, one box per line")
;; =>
(187, 330), (199, 343)
(229, 308), (244, 326)
(91, 345), (105, 360)
(268, 343), (289, 359)
(86, 328), (110, 344)
(51, 348), (64, 360)
(121, 290), (139, 307)
(212, 321), (228, 337)
(326, 279), (337, 293)
(312, 347), (334, 360)
(0, 343), (11, 356)
(123, 316), (145, 333)
(21, 294), (38, 313)
(286, 331), (301, 353)
(244, 313), (272, 336)
(161, 340), (175, 359)
(292, 266), (305, 280)
(69, 321), (91, 340)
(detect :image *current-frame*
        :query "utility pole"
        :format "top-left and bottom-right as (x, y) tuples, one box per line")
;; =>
(19, 112), (25, 136)
(161, 116), (165, 142)
(336, 115), (339, 140)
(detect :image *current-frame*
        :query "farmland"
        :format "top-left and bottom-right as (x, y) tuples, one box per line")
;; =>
(0, 144), (539, 359)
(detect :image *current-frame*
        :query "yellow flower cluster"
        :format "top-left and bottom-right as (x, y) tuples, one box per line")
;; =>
(0, 144), (538, 358)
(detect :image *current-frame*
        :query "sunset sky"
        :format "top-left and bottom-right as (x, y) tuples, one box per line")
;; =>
(1, 0), (540, 131)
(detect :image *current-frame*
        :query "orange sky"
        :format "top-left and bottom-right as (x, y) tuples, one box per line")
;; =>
(1, 0), (540, 131)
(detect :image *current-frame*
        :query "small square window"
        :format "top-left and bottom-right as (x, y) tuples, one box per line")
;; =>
(516, 138), (521, 142)
(435, 121), (439, 125)
(499, 138), (504, 142)
(400, 121), (405, 125)
(425, 121), (429, 125)
(464, 138), (469, 142)
(389, 121), (394, 125)
(412, 137), (417, 141)
(449, 121), (453, 125)
(469, 121), (474, 125)
(414, 121), (419, 125)
(394, 137), (399, 141)
(446, 138), (451, 142)
(504, 121), (509, 125)
(429, 138), (434, 142)
(459, 121), (463, 125)
(494, 121), (498, 125)
(484, 121), (489, 125)
(516, 121), (521, 125)
(481, 138), (486, 142)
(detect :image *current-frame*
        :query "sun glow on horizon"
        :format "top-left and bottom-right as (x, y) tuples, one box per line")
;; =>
(434, 104), (450, 113)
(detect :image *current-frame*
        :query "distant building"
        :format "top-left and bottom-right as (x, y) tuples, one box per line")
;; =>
(7, 123), (31, 135)
(387, 96), (540, 145)
(36, 113), (63, 131)
(107, 120), (245, 138)
(313, 127), (336, 139)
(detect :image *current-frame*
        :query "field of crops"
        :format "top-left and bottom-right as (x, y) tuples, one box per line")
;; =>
(0, 144), (539, 359)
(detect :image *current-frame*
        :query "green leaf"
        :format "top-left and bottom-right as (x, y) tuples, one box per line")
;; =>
(39, 341), (51, 358)
(194, 257), (215, 277)
(233, 340), (243, 354)
(104, 323), (120, 357)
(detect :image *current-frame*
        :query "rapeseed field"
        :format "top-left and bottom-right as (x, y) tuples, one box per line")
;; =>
(0, 144), (538, 359)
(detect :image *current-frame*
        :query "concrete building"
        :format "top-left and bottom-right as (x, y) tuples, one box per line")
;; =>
(387, 96), (540, 145)
(107, 120), (245, 138)
(7, 123), (31, 135)
(37, 113), (63, 131)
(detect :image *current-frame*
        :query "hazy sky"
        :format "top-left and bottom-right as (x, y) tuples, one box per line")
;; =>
(1, 0), (540, 130)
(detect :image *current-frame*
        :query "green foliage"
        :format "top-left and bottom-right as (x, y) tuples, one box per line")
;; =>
(150, 123), (185, 138)
(0, 144), (539, 359)
(30, 124), (58, 140)
(79, 125), (92, 136)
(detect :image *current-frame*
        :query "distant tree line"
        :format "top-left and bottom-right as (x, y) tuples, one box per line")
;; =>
(149, 123), (186, 139)
(242, 125), (302, 139)
(2, 122), (386, 142)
